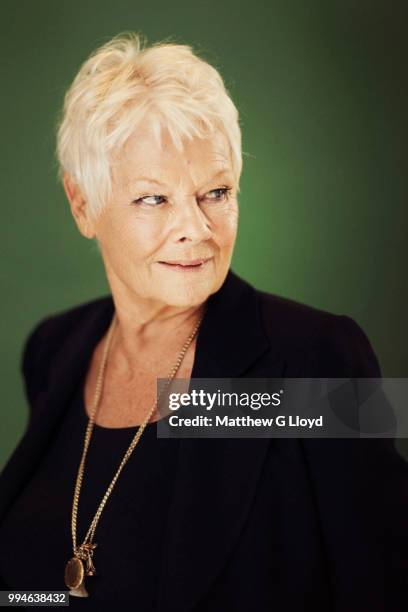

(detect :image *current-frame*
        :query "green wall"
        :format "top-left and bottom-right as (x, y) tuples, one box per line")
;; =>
(1, 0), (407, 467)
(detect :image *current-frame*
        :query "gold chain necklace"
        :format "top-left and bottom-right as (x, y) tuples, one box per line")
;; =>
(64, 310), (204, 597)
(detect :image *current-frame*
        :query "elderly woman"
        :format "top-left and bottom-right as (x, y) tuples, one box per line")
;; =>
(0, 33), (407, 611)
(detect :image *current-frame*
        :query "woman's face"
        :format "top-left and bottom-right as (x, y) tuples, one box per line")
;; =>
(89, 123), (239, 308)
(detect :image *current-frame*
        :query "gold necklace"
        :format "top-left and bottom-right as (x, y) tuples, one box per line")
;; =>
(64, 310), (204, 597)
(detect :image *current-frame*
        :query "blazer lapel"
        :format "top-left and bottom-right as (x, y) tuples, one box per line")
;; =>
(157, 270), (274, 612)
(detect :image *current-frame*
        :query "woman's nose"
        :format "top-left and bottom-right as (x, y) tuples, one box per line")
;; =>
(169, 200), (212, 243)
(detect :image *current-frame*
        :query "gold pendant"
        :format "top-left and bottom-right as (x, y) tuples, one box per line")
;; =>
(64, 543), (97, 597)
(65, 557), (88, 597)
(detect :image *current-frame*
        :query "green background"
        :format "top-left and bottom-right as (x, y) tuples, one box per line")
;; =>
(1, 0), (407, 468)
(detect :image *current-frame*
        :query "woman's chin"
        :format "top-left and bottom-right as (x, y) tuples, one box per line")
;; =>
(153, 267), (218, 305)
(153, 281), (213, 308)
(159, 290), (210, 308)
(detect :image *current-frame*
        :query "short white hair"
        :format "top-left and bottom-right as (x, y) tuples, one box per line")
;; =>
(56, 32), (243, 221)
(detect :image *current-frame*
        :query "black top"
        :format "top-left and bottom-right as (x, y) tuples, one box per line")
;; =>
(0, 373), (180, 608)
(1, 269), (407, 611)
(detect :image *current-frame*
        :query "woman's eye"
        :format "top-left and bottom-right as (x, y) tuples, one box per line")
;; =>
(203, 187), (232, 202)
(133, 195), (166, 207)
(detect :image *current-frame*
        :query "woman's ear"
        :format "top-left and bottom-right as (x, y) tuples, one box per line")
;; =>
(63, 173), (95, 239)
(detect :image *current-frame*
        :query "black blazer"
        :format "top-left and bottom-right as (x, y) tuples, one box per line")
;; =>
(0, 269), (407, 611)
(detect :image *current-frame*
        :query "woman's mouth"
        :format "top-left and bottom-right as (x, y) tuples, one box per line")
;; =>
(158, 258), (212, 271)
